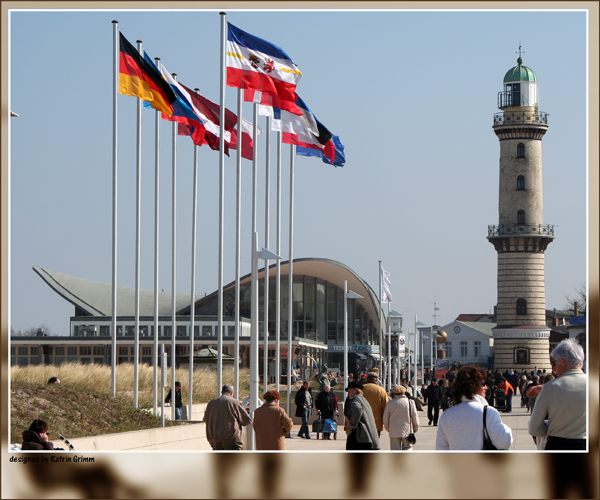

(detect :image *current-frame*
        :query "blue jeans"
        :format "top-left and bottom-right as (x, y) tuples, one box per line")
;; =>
(298, 407), (311, 437)
(506, 393), (513, 412)
(175, 407), (182, 420)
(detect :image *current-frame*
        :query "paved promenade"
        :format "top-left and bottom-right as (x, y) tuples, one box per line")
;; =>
(284, 402), (538, 451)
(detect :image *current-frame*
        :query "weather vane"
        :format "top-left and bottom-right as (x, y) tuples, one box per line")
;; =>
(516, 43), (525, 59)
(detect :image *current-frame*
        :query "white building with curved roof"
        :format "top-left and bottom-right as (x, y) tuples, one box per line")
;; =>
(12, 259), (388, 376)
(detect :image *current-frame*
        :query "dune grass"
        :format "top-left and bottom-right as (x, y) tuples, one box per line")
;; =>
(10, 363), (252, 406)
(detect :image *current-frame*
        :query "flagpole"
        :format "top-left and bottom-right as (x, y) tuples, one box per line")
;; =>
(250, 101), (259, 421)
(133, 40), (144, 409)
(286, 144), (295, 422)
(249, 230), (259, 451)
(396, 319), (401, 386)
(234, 87), (242, 400)
(344, 280), (349, 391)
(170, 74), (178, 421)
(111, 20), (119, 398)
(217, 11), (227, 396)
(263, 116), (271, 395)
(387, 301), (392, 391)
(379, 261), (383, 373)
(413, 315), (418, 388)
(152, 57), (161, 418)
(189, 131), (199, 420)
(275, 130), (282, 393)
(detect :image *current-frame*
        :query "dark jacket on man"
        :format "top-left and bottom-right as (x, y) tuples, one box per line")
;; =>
(315, 390), (336, 420)
(424, 384), (443, 406)
(294, 386), (313, 418)
(165, 387), (182, 408)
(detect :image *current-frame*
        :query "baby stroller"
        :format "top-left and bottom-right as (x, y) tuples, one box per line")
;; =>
(494, 388), (507, 412)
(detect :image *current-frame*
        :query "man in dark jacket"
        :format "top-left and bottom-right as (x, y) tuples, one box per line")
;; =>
(165, 381), (183, 420)
(294, 381), (313, 438)
(22, 419), (57, 450)
(424, 378), (443, 426)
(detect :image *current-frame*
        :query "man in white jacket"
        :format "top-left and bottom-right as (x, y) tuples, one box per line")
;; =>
(528, 338), (586, 450)
(436, 365), (513, 450)
(383, 385), (419, 450)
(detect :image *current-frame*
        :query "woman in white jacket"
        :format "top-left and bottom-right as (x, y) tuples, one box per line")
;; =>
(436, 365), (513, 450)
(382, 385), (419, 450)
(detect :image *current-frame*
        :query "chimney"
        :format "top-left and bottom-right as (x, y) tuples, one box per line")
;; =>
(555, 317), (559, 327)
(493, 305), (497, 316)
(574, 301), (579, 316)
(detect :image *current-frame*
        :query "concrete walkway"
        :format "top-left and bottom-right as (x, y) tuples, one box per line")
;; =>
(283, 402), (538, 451)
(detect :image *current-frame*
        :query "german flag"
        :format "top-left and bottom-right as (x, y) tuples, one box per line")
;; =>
(118, 33), (176, 116)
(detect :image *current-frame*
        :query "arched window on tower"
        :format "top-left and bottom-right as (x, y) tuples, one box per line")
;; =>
(517, 210), (526, 224)
(516, 298), (527, 315)
(517, 143), (525, 158)
(517, 175), (525, 190)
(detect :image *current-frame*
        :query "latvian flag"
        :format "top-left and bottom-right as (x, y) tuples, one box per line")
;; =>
(226, 22), (301, 104)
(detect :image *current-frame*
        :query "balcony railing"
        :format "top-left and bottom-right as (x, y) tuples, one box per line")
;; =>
(493, 111), (549, 126)
(488, 224), (555, 237)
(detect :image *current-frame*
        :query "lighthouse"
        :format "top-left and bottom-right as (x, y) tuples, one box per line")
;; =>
(487, 51), (554, 373)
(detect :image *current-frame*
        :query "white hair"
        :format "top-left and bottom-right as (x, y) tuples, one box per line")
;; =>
(551, 338), (585, 369)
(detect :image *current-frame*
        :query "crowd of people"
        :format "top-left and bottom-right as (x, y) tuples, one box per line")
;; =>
(224, 338), (584, 451)
(21, 339), (586, 453)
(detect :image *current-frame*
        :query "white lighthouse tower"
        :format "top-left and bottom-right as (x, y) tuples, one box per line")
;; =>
(488, 51), (554, 373)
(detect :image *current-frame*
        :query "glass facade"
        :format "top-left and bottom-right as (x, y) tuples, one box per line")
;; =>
(215, 275), (377, 346)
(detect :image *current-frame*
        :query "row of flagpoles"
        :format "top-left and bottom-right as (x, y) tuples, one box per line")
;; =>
(110, 14), (345, 444)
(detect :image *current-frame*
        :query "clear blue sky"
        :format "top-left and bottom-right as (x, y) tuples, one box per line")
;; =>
(8, 8), (588, 335)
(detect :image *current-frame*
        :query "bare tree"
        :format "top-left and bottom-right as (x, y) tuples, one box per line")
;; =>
(10, 325), (52, 337)
(564, 283), (586, 315)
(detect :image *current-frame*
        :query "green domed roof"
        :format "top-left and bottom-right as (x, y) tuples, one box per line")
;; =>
(504, 57), (537, 83)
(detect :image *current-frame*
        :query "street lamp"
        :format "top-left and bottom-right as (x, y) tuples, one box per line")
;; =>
(248, 231), (282, 451)
(414, 318), (425, 385)
(344, 280), (362, 390)
(388, 310), (402, 386)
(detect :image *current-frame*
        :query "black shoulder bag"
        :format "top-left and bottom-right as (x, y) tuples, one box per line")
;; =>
(407, 399), (417, 445)
(483, 406), (497, 450)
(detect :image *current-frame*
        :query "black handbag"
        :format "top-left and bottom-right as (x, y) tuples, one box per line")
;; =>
(407, 399), (417, 445)
(483, 406), (497, 450)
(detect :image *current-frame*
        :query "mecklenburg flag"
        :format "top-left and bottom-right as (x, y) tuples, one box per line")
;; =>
(244, 89), (302, 116)
(226, 22), (301, 104)
(118, 32), (177, 116)
(178, 84), (259, 161)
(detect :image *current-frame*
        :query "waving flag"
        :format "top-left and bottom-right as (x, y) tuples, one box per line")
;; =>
(271, 94), (345, 167)
(381, 267), (392, 303)
(226, 22), (301, 103)
(148, 61), (207, 146)
(297, 131), (346, 167)
(118, 32), (177, 116)
(270, 94), (318, 138)
(244, 89), (302, 116)
(178, 84), (260, 160)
